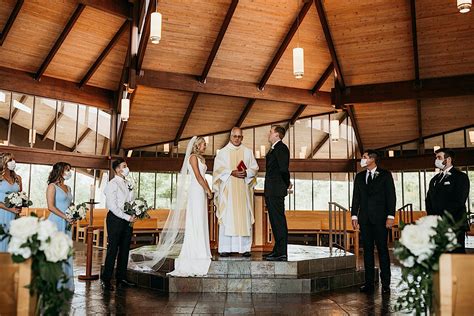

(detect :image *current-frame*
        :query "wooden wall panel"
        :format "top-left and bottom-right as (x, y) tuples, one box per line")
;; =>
(324, 0), (414, 85)
(241, 100), (299, 127)
(354, 100), (419, 149)
(208, 0), (300, 82)
(0, 1), (77, 73)
(122, 86), (191, 148)
(266, 5), (331, 90)
(416, 0), (474, 79)
(142, 0), (232, 75)
(181, 94), (247, 138)
(421, 95), (474, 136)
(88, 28), (129, 91)
(44, 6), (125, 83)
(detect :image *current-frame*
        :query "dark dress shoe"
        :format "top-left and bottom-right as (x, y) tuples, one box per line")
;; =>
(382, 286), (391, 294)
(265, 254), (287, 261)
(219, 252), (231, 257)
(117, 279), (136, 288)
(359, 285), (375, 293)
(262, 252), (275, 258)
(101, 281), (115, 291)
(242, 251), (251, 257)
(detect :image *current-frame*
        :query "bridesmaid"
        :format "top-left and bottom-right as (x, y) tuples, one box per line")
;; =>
(0, 152), (23, 252)
(46, 162), (75, 292)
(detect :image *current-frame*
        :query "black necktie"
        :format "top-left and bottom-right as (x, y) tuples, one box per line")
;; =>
(367, 172), (373, 185)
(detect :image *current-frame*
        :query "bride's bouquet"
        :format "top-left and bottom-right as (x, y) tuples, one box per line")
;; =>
(65, 203), (88, 230)
(4, 191), (32, 208)
(124, 197), (151, 226)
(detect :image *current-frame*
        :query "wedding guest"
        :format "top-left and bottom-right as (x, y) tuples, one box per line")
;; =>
(46, 162), (75, 292)
(426, 148), (470, 253)
(0, 152), (23, 252)
(351, 150), (396, 294)
(101, 158), (136, 291)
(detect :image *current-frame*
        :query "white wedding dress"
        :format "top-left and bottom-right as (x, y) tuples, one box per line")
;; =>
(168, 157), (212, 276)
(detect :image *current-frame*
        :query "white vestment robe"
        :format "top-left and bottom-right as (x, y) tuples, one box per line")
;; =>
(213, 143), (258, 253)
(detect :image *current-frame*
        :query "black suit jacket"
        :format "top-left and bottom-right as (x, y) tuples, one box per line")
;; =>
(264, 141), (290, 197)
(351, 168), (396, 225)
(426, 167), (470, 231)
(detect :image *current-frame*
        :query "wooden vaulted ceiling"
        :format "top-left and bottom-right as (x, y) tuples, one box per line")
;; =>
(0, 0), (473, 153)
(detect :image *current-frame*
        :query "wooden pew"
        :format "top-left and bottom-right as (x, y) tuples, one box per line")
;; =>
(433, 253), (474, 315)
(75, 208), (107, 245)
(0, 254), (36, 316)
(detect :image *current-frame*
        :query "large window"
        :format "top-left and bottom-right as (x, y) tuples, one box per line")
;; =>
(403, 171), (421, 210)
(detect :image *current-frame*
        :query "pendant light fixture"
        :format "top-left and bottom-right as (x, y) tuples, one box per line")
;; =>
(330, 120), (339, 142)
(293, 1), (304, 79)
(150, 0), (162, 44)
(457, 0), (472, 13)
(121, 86), (130, 122)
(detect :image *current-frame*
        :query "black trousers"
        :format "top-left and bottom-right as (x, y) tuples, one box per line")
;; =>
(451, 231), (466, 254)
(265, 196), (288, 256)
(101, 212), (133, 282)
(360, 222), (391, 287)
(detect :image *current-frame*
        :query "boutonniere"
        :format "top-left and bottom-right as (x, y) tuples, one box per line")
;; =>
(374, 171), (380, 179)
(445, 171), (452, 177)
(125, 178), (134, 191)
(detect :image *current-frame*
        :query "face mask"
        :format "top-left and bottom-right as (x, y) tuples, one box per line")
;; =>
(121, 167), (130, 177)
(63, 171), (72, 180)
(360, 158), (368, 168)
(435, 159), (445, 170)
(6, 160), (16, 171)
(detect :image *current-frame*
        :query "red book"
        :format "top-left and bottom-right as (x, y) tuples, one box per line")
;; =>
(237, 160), (247, 171)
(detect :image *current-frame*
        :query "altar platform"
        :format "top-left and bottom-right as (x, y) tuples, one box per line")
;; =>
(126, 244), (374, 294)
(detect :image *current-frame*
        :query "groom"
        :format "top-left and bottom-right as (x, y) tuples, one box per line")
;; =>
(264, 125), (291, 261)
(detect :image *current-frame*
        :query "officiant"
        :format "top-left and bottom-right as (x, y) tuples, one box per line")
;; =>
(213, 127), (259, 257)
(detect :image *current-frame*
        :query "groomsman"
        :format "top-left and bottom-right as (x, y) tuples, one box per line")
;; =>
(264, 125), (291, 261)
(101, 158), (137, 291)
(351, 150), (396, 294)
(426, 148), (470, 253)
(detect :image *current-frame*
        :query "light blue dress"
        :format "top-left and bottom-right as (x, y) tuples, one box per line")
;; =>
(48, 184), (74, 292)
(0, 180), (20, 252)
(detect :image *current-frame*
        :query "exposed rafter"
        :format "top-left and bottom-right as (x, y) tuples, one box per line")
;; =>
(35, 4), (85, 81)
(311, 63), (333, 95)
(314, 0), (345, 89)
(285, 104), (307, 130)
(307, 111), (347, 158)
(80, 20), (129, 88)
(332, 74), (474, 104)
(345, 105), (363, 155)
(199, 0), (239, 83)
(0, 0), (24, 46)
(42, 104), (65, 141)
(136, 0), (155, 74)
(10, 95), (28, 122)
(72, 128), (92, 152)
(79, 0), (130, 19)
(258, 0), (313, 90)
(138, 70), (331, 107)
(174, 92), (199, 145)
(235, 98), (256, 127)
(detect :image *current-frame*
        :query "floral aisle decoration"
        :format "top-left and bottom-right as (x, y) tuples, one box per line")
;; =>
(0, 215), (73, 315)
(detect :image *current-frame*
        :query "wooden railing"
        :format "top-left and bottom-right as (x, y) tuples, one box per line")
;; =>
(328, 202), (349, 255)
(392, 203), (414, 241)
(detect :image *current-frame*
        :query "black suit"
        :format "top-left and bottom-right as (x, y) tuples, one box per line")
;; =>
(264, 140), (290, 256)
(426, 167), (470, 253)
(351, 167), (396, 287)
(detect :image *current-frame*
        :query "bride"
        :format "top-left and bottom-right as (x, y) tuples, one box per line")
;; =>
(130, 136), (212, 276)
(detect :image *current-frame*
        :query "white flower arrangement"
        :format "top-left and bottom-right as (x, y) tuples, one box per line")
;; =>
(65, 203), (88, 230)
(124, 197), (151, 226)
(394, 214), (463, 314)
(4, 191), (32, 208)
(0, 215), (74, 314)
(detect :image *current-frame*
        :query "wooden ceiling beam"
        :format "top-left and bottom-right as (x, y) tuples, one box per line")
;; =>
(79, 0), (130, 19)
(0, 0), (24, 46)
(311, 63), (333, 95)
(136, 0), (155, 74)
(258, 0), (313, 90)
(35, 4), (85, 81)
(345, 105), (363, 155)
(138, 70), (331, 107)
(235, 98), (256, 128)
(307, 111), (347, 158)
(314, 0), (345, 89)
(286, 104), (307, 131)
(80, 20), (129, 88)
(0, 67), (113, 110)
(174, 92), (199, 145)
(42, 104), (65, 141)
(333, 74), (474, 104)
(10, 95), (28, 122)
(72, 128), (93, 152)
(199, 0), (239, 83)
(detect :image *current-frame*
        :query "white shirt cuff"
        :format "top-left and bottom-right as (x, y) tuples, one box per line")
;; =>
(387, 215), (395, 219)
(351, 216), (358, 220)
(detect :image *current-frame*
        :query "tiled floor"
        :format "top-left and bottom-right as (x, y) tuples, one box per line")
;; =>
(70, 243), (406, 315)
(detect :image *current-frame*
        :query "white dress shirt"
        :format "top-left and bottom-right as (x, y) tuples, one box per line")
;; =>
(105, 175), (135, 222)
(271, 139), (281, 149)
(352, 167), (394, 221)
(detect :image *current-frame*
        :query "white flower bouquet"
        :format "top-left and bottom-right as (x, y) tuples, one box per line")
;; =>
(65, 202), (88, 230)
(393, 214), (462, 314)
(4, 191), (33, 208)
(0, 215), (73, 314)
(124, 197), (151, 226)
